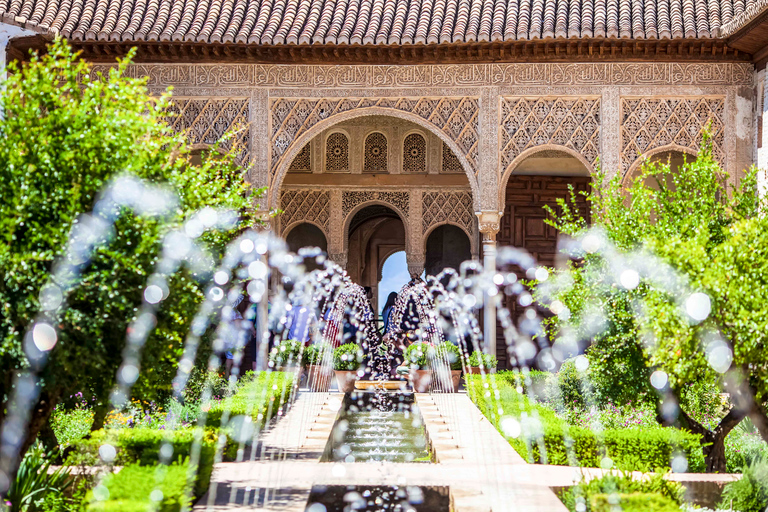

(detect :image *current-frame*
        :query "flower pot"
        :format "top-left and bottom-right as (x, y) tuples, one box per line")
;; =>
(450, 370), (462, 391)
(306, 364), (333, 392)
(467, 366), (495, 375)
(334, 370), (358, 393)
(409, 369), (433, 393)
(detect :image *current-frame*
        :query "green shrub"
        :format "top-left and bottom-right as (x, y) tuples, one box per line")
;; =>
(725, 428), (768, 474)
(550, 358), (595, 411)
(269, 339), (303, 368)
(495, 370), (552, 399)
(590, 492), (681, 512)
(207, 371), (295, 429)
(51, 405), (94, 446)
(433, 342), (462, 370)
(304, 343), (331, 367)
(467, 350), (497, 369)
(404, 343), (433, 370)
(68, 428), (215, 498)
(559, 472), (684, 512)
(86, 462), (192, 512)
(467, 375), (704, 472)
(719, 457), (768, 512)
(333, 343), (363, 371)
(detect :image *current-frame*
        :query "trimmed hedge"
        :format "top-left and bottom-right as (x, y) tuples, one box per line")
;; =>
(86, 462), (192, 512)
(207, 370), (295, 428)
(467, 375), (704, 472)
(68, 427), (216, 498)
(590, 493), (681, 512)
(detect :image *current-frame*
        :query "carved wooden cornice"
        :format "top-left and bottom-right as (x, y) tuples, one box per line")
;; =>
(7, 36), (754, 65)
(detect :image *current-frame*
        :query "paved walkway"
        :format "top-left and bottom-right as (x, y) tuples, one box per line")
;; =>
(194, 390), (739, 512)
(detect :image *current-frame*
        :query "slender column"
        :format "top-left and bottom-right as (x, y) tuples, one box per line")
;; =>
(757, 69), (768, 196)
(248, 90), (270, 206)
(327, 189), (346, 269)
(477, 211), (500, 361)
(406, 189), (424, 277)
(600, 88), (622, 179)
(478, 88), (501, 212)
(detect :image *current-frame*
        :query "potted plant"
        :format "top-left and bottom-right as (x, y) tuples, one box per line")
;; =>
(269, 339), (303, 374)
(404, 342), (433, 393)
(303, 343), (333, 392)
(467, 350), (497, 374)
(435, 342), (463, 391)
(333, 343), (362, 393)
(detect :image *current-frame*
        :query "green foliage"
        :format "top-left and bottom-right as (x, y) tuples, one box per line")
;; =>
(268, 339), (303, 368)
(303, 343), (331, 367)
(51, 403), (94, 447)
(0, 38), (258, 452)
(333, 343), (363, 371)
(206, 371), (295, 428)
(725, 428), (768, 474)
(495, 369), (552, 398)
(719, 457), (768, 512)
(180, 369), (231, 404)
(404, 343), (432, 370)
(467, 375), (704, 472)
(434, 342), (462, 370)
(559, 471), (684, 512)
(85, 462), (192, 512)
(7, 442), (72, 512)
(67, 428), (215, 499)
(467, 350), (497, 369)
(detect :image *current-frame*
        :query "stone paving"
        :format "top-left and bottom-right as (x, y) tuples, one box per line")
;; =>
(194, 390), (739, 512)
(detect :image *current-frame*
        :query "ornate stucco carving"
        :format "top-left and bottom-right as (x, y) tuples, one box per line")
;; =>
(620, 97), (726, 174)
(270, 97), (479, 177)
(341, 191), (410, 219)
(117, 63), (754, 89)
(278, 190), (331, 235)
(422, 191), (474, 237)
(500, 97), (601, 173)
(163, 98), (250, 165)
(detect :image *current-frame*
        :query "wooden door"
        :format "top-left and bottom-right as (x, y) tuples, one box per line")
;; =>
(494, 175), (591, 368)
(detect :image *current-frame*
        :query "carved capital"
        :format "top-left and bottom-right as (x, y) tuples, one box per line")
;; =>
(477, 210), (500, 241)
(328, 252), (347, 270)
(406, 253), (425, 278)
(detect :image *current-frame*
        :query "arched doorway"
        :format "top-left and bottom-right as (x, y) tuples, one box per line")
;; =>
(496, 148), (592, 368)
(285, 223), (328, 253)
(425, 225), (471, 277)
(624, 148), (696, 191)
(346, 205), (405, 314)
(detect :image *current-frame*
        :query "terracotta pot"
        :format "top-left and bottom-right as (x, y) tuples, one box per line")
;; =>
(409, 369), (433, 393)
(467, 366), (495, 375)
(334, 370), (358, 393)
(306, 364), (333, 392)
(450, 370), (462, 391)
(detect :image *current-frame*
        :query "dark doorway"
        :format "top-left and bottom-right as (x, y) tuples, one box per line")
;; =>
(425, 225), (471, 277)
(286, 223), (328, 254)
(495, 175), (591, 368)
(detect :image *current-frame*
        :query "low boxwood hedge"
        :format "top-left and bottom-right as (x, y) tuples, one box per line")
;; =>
(590, 492), (681, 512)
(207, 370), (295, 428)
(86, 462), (192, 512)
(68, 427), (216, 498)
(467, 375), (704, 472)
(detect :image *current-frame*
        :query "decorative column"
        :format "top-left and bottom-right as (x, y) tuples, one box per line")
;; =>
(327, 190), (347, 270)
(248, 90), (271, 202)
(477, 211), (501, 361)
(600, 88), (622, 179)
(406, 190), (424, 278)
(757, 68), (768, 197)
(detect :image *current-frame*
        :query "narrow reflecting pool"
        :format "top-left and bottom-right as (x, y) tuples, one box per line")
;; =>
(322, 391), (431, 463)
(305, 485), (450, 512)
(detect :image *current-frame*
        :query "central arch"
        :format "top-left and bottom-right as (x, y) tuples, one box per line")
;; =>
(270, 106), (480, 211)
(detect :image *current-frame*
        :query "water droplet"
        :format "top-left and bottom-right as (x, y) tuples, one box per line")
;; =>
(500, 417), (521, 438)
(650, 370), (668, 389)
(534, 267), (549, 282)
(144, 284), (163, 304)
(582, 234), (601, 253)
(248, 261), (268, 280)
(32, 322), (57, 351)
(39, 284), (63, 311)
(240, 239), (254, 253)
(619, 269), (640, 290)
(150, 490), (164, 502)
(98, 444), (116, 463)
(574, 355), (589, 371)
(685, 292), (711, 322)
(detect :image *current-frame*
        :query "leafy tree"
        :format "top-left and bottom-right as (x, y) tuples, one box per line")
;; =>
(543, 138), (767, 472)
(0, 39), (258, 473)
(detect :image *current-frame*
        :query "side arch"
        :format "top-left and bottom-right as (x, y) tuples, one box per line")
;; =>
(281, 219), (330, 241)
(622, 144), (698, 188)
(342, 200), (410, 254)
(270, 107), (480, 211)
(498, 145), (593, 210)
(422, 221), (476, 255)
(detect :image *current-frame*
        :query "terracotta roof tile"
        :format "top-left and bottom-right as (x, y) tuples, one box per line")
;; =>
(3, 0), (762, 42)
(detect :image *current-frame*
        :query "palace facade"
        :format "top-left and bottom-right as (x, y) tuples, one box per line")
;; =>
(2, 0), (768, 363)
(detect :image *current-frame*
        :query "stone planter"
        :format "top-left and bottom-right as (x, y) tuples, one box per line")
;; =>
(409, 369), (433, 393)
(450, 370), (462, 391)
(306, 364), (333, 392)
(334, 370), (358, 393)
